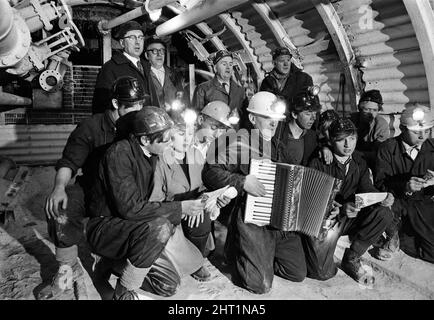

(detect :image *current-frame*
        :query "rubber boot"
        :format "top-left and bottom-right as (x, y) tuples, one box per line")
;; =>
(341, 248), (375, 287)
(37, 261), (84, 300)
(191, 265), (211, 282)
(37, 246), (83, 300)
(113, 279), (139, 300)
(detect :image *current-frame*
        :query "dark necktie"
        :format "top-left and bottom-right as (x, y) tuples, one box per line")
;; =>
(409, 146), (420, 160)
(136, 61), (144, 74)
(223, 82), (229, 94)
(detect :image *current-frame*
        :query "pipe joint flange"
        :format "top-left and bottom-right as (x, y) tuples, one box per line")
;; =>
(0, 9), (31, 67)
(39, 69), (64, 92)
(97, 20), (111, 36)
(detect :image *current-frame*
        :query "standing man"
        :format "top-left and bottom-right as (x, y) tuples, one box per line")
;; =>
(92, 21), (150, 114)
(192, 50), (245, 127)
(202, 92), (307, 294)
(260, 47), (313, 109)
(143, 38), (187, 110)
(375, 104), (434, 263)
(273, 91), (321, 166)
(38, 76), (146, 300)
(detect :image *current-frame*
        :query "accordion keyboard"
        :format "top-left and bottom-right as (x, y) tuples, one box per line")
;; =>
(244, 160), (276, 226)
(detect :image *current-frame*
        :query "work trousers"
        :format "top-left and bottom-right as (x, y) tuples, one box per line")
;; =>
(47, 184), (86, 248)
(87, 217), (203, 297)
(228, 209), (307, 294)
(302, 205), (393, 281)
(181, 211), (212, 256)
(392, 198), (434, 264)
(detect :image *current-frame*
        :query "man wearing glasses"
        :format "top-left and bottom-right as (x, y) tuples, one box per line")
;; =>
(143, 38), (187, 110)
(92, 21), (151, 114)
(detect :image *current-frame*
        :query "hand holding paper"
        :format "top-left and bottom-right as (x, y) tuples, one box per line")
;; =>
(355, 192), (388, 209)
(423, 169), (434, 188)
(200, 186), (238, 221)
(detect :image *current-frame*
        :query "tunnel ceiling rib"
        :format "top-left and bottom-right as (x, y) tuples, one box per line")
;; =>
(402, 0), (434, 108)
(251, 1), (303, 68)
(335, 0), (429, 114)
(167, 3), (226, 51)
(311, 0), (361, 110)
(266, 1), (350, 112)
(218, 12), (265, 81)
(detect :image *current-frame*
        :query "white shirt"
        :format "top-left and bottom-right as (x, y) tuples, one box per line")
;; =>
(151, 66), (165, 86)
(123, 52), (140, 67)
(335, 154), (352, 175)
(218, 79), (230, 93)
(402, 141), (420, 161)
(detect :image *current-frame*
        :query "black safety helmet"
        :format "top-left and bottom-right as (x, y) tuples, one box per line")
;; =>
(328, 118), (357, 142)
(132, 106), (174, 137)
(290, 91), (321, 114)
(112, 76), (147, 103)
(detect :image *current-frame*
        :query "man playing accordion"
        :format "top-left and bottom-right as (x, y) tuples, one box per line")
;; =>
(202, 91), (307, 294)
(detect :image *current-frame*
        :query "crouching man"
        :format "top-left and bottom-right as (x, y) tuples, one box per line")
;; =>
(304, 118), (394, 286)
(86, 107), (206, 300)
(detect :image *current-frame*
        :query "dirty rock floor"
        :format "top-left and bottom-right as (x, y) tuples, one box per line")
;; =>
(1, 166), (433, 300)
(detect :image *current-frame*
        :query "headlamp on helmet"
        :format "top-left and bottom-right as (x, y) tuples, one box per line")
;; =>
(400, 104), (434, 131)
(183, 109), (197, 125)
(228, 109), (240, 125)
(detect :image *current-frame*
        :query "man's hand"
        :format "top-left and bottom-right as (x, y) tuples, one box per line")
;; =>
(406, 177), (426, 193)
(243, 175), (266, 197)
(186, 211), (204, 228)
(328, 200), (342, 220)
(45, 187), (68, 220)
(380, 192), (394, 207)
(181, 199), (205, 217)
(343, 202), (360, 218)
(320, 146), (334, 165)
(216, 195), (231, 208)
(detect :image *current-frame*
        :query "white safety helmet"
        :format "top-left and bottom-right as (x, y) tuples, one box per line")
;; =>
(400, 104), (434, 131)
(246, 91), (286, 120)
(201, 101), (232, 128)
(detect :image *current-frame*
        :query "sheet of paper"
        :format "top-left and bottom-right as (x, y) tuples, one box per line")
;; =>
(355, 192), (388, 209)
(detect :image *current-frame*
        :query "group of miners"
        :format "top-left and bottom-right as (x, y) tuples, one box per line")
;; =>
(37, 20), (434, 300)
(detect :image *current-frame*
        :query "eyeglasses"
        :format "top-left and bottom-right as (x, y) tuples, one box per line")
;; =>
(123, 35), (145, 41)
(147, 48), (166, 55)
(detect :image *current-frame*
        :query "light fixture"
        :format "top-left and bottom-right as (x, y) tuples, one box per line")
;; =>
(183, 108), (197, 125)
(145, 0), (162, 22)
(412, 108), (425, 122)
(271, 99), (286, 115)
(307, 85), (320, 96)
(228, 109), (240, 125)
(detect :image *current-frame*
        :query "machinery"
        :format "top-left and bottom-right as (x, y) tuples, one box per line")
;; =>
(0, 0), (84, 105)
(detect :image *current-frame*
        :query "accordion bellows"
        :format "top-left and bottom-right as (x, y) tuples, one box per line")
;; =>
(245, 159), (342, 238)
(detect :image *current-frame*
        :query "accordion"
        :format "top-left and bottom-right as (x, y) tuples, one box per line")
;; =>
(244, 159), (342, 238)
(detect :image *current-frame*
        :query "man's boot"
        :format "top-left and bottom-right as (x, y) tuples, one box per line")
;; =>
(37, 246), (83, 300)
(113, 259), (150, 300)
(341, 248), (375, 287)
(372, 231), (400, 261)
(191, 265), (211, 282)
(113, 279), (139, 300)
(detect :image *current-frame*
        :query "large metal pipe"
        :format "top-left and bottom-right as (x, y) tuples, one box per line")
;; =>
(100, 6), (147, 31)
(0, 91), (32, 106)
(155, 0), (249, 37)
(0, 0), (31, 68)
(0, 0), (17, 55)
(98, 0), (178, 32)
